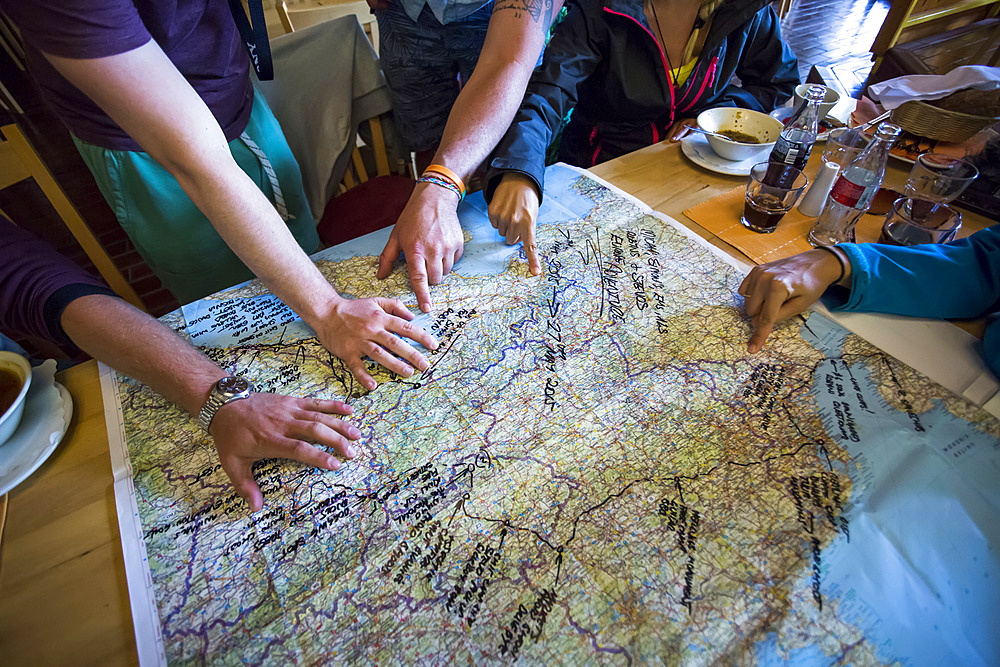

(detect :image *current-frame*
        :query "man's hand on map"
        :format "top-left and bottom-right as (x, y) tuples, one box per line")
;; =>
(210, 394), (361, 512)
(488, 172), (542, 276)
(739, 248), (852, 354)
(318, 296), (439, 390)
(377, 182), (465, 313)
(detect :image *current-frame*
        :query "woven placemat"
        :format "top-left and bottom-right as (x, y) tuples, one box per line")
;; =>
(683, 185), (885, 264)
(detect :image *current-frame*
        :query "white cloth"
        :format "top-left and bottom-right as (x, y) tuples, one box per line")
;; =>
(869, 65), (1000, 110)
(255, 17), (395, 222)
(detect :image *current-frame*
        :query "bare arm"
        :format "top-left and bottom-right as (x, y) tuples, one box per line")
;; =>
(61, 294), (362, 511)
(46, 42), (436, 389)
(435, 0), (562, 185)
(377, 0), (563, 309)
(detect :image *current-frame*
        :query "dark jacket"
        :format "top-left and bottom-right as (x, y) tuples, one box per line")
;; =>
(485, 0), (800, 200)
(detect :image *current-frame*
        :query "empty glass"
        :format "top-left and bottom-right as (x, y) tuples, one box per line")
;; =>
(904, 153), (978, 209)
(878, 197), (962, 246)
(821, 127), (870, 169)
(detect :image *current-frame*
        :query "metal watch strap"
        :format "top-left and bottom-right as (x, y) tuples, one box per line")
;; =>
(198, 377), (252, 433)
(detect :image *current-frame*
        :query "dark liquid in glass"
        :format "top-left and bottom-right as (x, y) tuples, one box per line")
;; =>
(876, 228), (905, 246)
(741, 193), (787, 233)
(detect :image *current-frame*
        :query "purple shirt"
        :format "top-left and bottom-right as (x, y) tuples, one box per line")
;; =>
(1, 0), (253, 151)
(0, 216), (116, 352)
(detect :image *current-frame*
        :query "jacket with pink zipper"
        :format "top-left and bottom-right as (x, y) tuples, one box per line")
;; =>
(485, 0), (799, 202)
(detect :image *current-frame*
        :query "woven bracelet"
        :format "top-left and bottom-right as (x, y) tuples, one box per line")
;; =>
(423, 164), (466, 197)
(418, 174), (464, 201)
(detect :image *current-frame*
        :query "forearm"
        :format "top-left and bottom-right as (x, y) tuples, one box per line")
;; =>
(173, 152), (343, 323)
(46, 43), (343, 328)
(430, 0), (562, 182)
(431, 58), (536, 183)
(833, 234), (1000, 320)
(61, 295), (223, 415)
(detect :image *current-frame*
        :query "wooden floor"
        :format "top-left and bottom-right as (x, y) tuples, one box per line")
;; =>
(0, 0), (887, 321)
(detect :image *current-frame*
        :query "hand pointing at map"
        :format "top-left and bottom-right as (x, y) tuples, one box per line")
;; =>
(209, 394), (361, 512)
(739, 247), (851, 353)
(376, 183), (466, 313)
(488, 172), (543, 276)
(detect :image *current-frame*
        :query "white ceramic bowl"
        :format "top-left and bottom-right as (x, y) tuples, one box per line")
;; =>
(793, 83), (841, 119)
(0, 351), (32, 447)
(696, 108), (783, 161)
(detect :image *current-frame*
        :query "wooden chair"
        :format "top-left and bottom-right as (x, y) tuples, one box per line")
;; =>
(870, 0), (1000, 67)
(0, 124), (144, 309)
(276, 1), (393, 191)
(276, 0), (379, 51)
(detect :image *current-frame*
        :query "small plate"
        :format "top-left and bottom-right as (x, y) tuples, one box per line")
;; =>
(680, 134), (770, 176)
(0, 360), (74, 496)
(769, 107), (835, 141)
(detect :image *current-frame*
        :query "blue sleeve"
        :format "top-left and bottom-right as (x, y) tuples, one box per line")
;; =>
(822, 225), (1000, 377)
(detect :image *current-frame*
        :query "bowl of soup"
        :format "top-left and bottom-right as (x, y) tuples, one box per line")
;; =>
(696, 108), (783, 161)
(0, 351), (32, 447)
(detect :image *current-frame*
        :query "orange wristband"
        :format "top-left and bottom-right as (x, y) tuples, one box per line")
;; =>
(423, 164), (466, 197)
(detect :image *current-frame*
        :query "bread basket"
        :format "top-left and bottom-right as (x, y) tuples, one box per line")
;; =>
(892, 100), (1000, 143)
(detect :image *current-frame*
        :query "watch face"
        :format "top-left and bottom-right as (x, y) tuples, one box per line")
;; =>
(217, 376), (251, 395)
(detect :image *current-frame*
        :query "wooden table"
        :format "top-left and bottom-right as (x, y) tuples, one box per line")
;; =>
(0, 363), (136, 664)
(0, 139), (994, 664)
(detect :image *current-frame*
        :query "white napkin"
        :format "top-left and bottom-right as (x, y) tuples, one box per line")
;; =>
(869, 65), (1000, 110)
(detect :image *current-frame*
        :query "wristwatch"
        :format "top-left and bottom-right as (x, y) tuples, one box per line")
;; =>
(198, 376), (253, 433)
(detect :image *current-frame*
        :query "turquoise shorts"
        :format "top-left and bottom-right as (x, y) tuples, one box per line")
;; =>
(73, 88), (318, 304)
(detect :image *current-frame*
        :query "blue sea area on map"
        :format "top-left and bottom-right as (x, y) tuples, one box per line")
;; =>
(777, 313), (1000, 666)
(754, 632), (830, 665)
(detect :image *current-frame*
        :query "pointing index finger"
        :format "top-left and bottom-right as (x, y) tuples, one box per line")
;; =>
(525, 225), (541, 276)
(408, 255), (432, 313)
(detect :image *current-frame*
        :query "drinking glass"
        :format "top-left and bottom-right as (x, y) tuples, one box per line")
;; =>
(878, 197), (962, 246)
(741, 163), (809, 234)
(903, 153), (978, 213)
(822, 127), (869, 169)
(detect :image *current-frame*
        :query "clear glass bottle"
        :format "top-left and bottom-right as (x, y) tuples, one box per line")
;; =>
(808, 122), (903, 247)
(764, 85), (826, 187)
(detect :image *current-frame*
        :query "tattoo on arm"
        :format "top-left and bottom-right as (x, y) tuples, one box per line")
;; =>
(493, 0), (557, 27)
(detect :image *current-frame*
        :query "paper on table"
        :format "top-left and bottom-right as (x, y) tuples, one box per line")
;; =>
(682, 185), (999, 415)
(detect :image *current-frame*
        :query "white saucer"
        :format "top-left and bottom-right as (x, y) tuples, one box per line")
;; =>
(680, 134), (770, 176)
(769, 107), (834, 142)
(0, 360), (73, 496)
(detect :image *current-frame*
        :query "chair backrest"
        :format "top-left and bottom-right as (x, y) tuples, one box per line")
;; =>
(276, 2), (393, 193)
(0, 124), (145, 310)
(340, 115), (393, 191)
(277, 0), (379, 50)
(870, 0), (1000, 65)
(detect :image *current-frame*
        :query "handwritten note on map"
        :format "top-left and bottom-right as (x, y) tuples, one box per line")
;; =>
(103, 165), (1000, 665)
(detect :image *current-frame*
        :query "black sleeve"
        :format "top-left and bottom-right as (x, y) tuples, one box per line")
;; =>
(485, 1), (604, 203)
(716, 7), (799, 112)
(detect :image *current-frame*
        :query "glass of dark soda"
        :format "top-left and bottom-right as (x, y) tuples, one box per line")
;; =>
(878, 197), (961, 246)
(741, 163), (808, 234)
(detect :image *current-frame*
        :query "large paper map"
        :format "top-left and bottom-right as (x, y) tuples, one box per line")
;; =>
(104, 165), (1000, 665)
